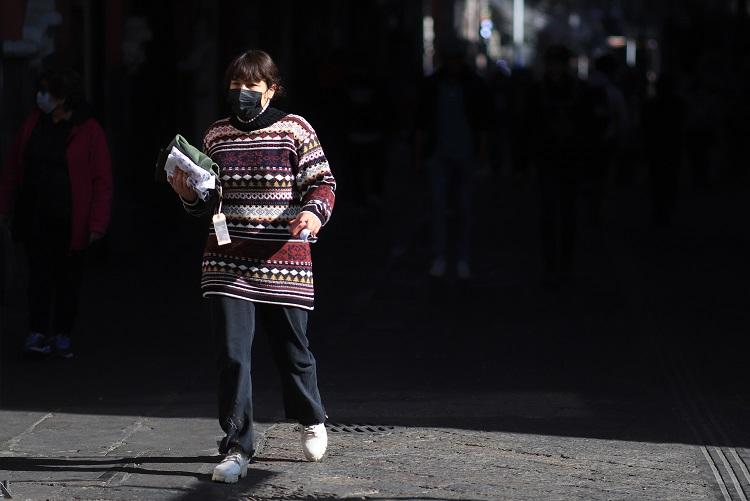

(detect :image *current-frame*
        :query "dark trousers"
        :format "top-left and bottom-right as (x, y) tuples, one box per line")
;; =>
(209, 296), (326, 456)
(429, 154), (474, 262)
(26, 236), (83, 336)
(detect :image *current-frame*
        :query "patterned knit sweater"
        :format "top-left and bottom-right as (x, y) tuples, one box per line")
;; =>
(183, 110), (336, 310)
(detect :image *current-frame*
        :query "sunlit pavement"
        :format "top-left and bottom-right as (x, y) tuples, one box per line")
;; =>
(0, 401), (719, 501)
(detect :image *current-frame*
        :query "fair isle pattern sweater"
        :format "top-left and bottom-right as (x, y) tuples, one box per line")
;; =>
(183, 111), (336, 310)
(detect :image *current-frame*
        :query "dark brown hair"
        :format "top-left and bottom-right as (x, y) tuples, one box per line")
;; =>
(224, 50), (283, 95)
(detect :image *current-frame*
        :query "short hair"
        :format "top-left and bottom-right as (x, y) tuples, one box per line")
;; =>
(224, 50), (283, 95)
(40, 68), (85, 111)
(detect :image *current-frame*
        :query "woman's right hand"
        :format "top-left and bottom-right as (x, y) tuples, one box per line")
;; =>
(167, 167), (198, 202)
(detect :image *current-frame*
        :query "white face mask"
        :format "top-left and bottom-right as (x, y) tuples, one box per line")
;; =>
(36, 91), (57, 114)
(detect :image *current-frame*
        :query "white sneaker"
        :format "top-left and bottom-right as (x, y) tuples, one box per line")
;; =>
(211, 447), (249, 483)
(301, 423), (327, 462)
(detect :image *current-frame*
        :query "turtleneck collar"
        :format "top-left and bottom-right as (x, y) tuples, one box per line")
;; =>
(229, 106), (288, 132)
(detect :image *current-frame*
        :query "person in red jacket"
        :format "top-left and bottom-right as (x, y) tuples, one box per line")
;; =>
(0, 69), (113, 358)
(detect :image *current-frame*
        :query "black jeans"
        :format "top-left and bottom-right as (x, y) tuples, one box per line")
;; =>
(209, 296), (326, 456)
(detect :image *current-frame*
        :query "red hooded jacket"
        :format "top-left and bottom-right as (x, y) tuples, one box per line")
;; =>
(0, 109), (113, 251)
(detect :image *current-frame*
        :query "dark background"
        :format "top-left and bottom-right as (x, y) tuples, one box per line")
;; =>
(0, 0), (749, 449)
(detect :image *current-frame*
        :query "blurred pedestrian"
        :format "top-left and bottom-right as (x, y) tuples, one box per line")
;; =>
(585, 53), (629, 227)
(487, 59), (512, 176)
(416, 39), (491, 280)
(643, 73), (686, 228)
(530, 45), (590, 283)
(167, 49), (335, 483)
(0, 68), (113, 358)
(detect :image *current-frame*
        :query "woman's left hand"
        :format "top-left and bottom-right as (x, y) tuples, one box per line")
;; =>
(288, 211), (321, 238)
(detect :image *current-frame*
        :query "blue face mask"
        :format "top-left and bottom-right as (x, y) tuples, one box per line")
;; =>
(36, 91), (56, 114)
(227, 89), (264, 121)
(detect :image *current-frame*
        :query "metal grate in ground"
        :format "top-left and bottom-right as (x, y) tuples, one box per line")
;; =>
(325, 423), (396, 434)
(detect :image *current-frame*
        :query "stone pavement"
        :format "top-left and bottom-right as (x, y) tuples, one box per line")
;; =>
(0, 390), (724, 500)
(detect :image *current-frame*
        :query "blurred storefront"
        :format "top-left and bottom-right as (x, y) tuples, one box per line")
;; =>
(1, 0), (748, 181)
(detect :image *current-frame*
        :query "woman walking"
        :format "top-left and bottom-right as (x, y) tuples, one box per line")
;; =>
(167, 49), (336, 483)
(0, 69), (113, 358)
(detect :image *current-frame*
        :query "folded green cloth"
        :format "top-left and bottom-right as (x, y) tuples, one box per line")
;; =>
(154, 134), (219, 182)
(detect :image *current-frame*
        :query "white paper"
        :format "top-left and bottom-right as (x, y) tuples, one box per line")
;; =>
(164, 146), (215, 201)
(212, 213), (232, 245)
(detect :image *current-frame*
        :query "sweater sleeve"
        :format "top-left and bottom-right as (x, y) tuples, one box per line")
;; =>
(294, 118), (336, 226)
(181, 189), (218, 218)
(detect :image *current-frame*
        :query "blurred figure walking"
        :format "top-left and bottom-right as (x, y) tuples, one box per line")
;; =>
(643, 74), (686, 228)
(530, 46), (591, 283)
(585, 53), (629, 228)
(416, 39), (491, 280)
